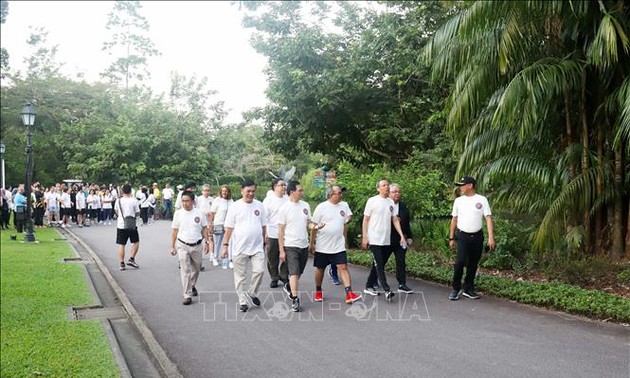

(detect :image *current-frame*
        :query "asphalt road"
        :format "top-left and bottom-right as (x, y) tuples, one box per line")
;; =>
(71, 220), (629, 378)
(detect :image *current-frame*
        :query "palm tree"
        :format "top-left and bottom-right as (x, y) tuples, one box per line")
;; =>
(423, 0), (629, 255)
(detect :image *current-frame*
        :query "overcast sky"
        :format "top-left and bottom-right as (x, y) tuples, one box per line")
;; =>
(1, 1), (269, 124)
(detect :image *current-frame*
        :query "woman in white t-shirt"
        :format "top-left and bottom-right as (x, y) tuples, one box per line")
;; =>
(102, 189), (114, 225)
(208, 185), (234, 266)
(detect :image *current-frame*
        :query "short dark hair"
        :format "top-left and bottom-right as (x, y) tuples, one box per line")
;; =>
(122, 184), (132, 194)
(181, 190), (195, 201)
(271, 177), (283, 190)
(185, 182), (196, 190)
(241, 179), (256, 188)
(286, 180), (300, 195)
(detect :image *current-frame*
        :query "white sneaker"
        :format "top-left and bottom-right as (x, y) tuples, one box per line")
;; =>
(228, 261), (234, 269)
(212, 258), (219, 266)
(61, 224), (66, 228)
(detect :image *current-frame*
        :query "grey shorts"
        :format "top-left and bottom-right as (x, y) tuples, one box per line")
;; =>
(285, 246), (309, 276)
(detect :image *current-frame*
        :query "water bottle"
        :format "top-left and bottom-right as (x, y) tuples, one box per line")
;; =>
(221, 258), (229, 269)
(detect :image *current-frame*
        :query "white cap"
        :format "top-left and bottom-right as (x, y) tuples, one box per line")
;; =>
(177, 184), (183, 189)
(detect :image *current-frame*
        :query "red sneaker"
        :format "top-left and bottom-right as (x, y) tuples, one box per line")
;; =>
(314, 290), (323, 302)
(345, 291), (362, 304)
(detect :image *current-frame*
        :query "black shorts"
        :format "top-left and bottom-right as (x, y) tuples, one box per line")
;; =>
(285, 247), (309, 276)
(313, 251), (347, 269)
(76, 208), (85, 215)
(116, 228), (140, 245)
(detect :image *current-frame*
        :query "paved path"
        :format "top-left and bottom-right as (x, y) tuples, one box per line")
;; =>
(71, 221), (629, 378)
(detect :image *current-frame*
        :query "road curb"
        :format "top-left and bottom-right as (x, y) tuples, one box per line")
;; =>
(65, 228), (183, 378)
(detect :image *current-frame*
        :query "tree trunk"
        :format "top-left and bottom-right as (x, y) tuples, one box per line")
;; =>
(611, 147), (624, 255)
(594, 125), (603, 254)
(580, 74), (591, 254)
(564, 90), (575, 180)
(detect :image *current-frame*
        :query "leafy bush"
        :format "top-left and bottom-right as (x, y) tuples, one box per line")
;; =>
(481, 216), (535, 270)
(617, 269), (630, 285)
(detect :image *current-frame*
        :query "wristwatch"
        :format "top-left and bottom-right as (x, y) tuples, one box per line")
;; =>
(222, 243), (229, 246)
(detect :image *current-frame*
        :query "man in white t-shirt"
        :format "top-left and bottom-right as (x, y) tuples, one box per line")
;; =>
(170, 190), (211, 305)
(278, 181), (317, 312)
(361, 179), (407, 301)
(448, 176), (495, 300)
(263, 178), (289, 289)
(75, 187), (87, 227)
(115, 184), (141, 271)
(311, 185), (362, 305)
(221, 179), (267, 313)
(162, 183), (175, 220)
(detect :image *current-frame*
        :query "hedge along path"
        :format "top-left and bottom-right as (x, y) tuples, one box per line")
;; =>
(347, 250), (630, 323)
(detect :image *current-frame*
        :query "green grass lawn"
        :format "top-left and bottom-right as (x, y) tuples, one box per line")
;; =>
(1, 227), (119, 377)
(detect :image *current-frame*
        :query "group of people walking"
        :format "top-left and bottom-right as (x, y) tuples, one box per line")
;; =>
(164, 175), (495, 311)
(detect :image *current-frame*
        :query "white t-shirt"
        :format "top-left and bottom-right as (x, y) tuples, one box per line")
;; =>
(277, 200), (311, 248)
(363, 195), (397, 246)
(263, 194), (288, 238)
(86, 194), (98, 209)
(196, 195), (213, 215)
(312, 201), (349, 254)
(102, 193), (113, 209)
(340, 201), (353, 223)
(60, 192), (71, 208)
(162, 187), (174, 200)
(210, 198), (233, 225)
(451, 194), (492, 233)
(116, 196), (140, 229)
(224, 199), (266, 257)
(172, 207), (208, 244)
(46, 192), (59, 211)
(75, 192), (86, 210)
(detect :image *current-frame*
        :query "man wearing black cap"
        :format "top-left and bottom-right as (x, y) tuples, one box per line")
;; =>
(448, 176), (495, 300)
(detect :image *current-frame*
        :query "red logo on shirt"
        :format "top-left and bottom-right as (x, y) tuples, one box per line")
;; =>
(303, 208), (308, 215)
(254, 210), (260, 217)
(475, 203), (482, 209)
(340, 210), (346, 217)
(194, 216), (200, 223)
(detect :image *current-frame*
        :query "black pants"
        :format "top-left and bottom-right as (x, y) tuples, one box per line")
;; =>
(452, 230), (483, 292)
(34, 207), (45, 226)
(367, 245), (407, 287)
(266, 238), (288, 283)
(140, 207), (149, 224)
(366, 245), (392, 292)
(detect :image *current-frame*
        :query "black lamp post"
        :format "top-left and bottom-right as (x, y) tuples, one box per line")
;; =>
(0, 142), (5, 191)
(21, 102), (37, 243)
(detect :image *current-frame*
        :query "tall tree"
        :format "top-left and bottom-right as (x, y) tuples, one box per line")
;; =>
(101, 0), (160, 90)
(1, 0), (10, 77)
(242, 1), (454, 169)
(424, 0), (629, 255)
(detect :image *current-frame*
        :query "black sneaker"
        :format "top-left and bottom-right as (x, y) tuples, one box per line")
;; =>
(461, 290), (480, 299)
(127, 258), (139, 269)
(291, 297), (301, 312)
(398, 284), (414, 294)
(448, 289), (460, 300)
(385, 291), (395, 302)
(246, 293), (261, 307)
(119, 262), (126, 271)
(200, 266), (205, 271)
(192, 286), (198, 297)
(182, 297), (192, 305)
(239, 304), (248, 312)
(270, 281), (279, 288)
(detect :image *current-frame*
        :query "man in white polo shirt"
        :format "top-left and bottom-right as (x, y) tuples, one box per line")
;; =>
(170, 190), (210, 305)
(221, 179), (267, 313)
(361, 179), (407, 301)
(448, 176), (495, 300)
(311, 185), (362, 305)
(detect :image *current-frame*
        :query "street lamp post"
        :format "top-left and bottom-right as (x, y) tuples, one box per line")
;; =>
(0, 142), (5, 191)
(21, 102), (37, 243)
